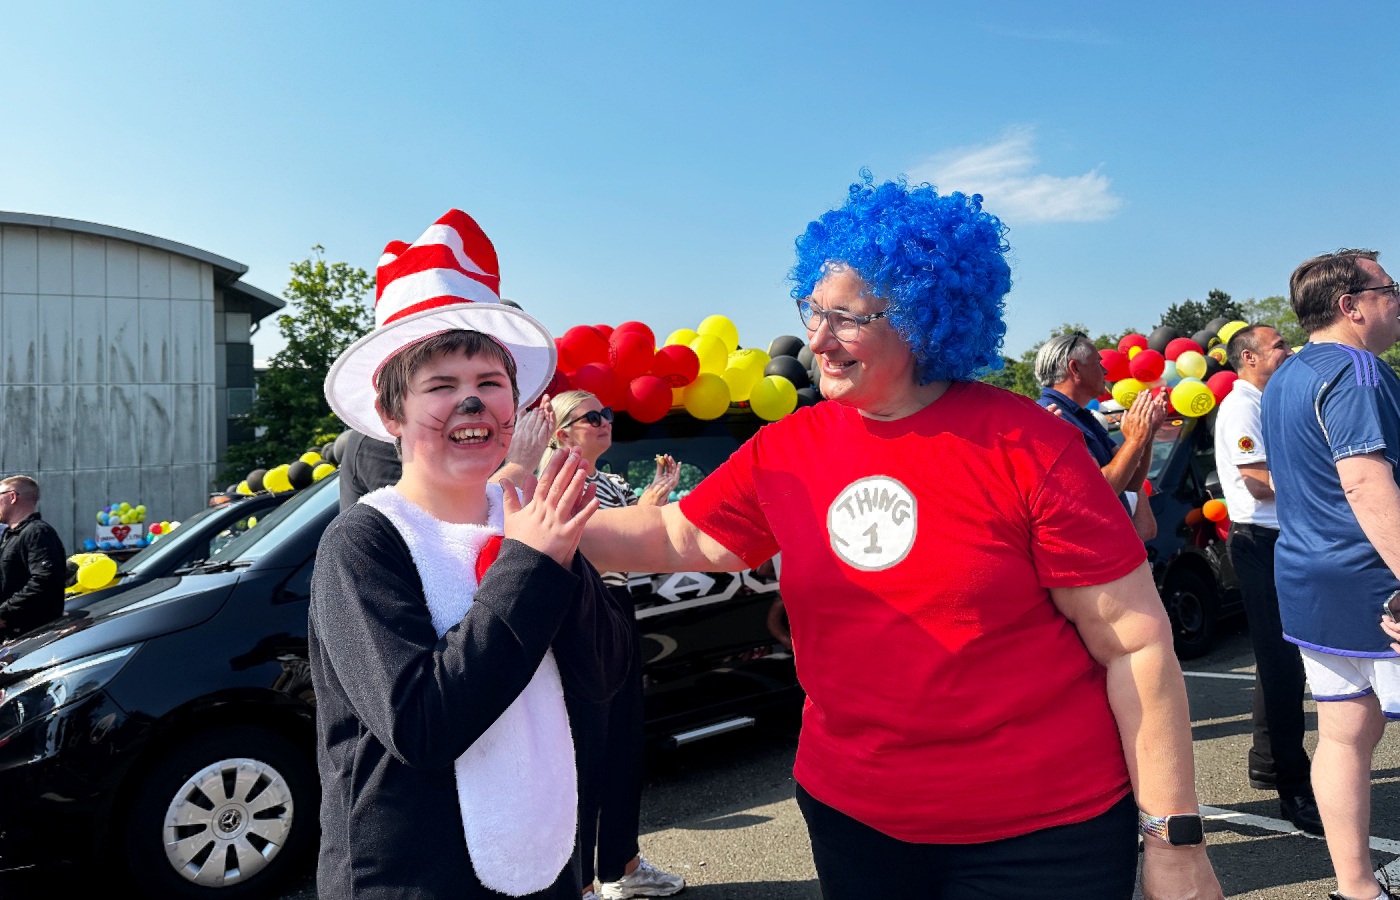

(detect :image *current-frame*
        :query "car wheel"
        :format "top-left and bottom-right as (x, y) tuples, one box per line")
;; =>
(121, 726), (317, 899)
(1163, 569), (1217, 659)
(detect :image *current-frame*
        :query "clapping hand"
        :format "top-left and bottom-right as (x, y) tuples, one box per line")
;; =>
(503, 395), (555, 468)
(639, 454), (681, 507)
(499, 448), (598, 567)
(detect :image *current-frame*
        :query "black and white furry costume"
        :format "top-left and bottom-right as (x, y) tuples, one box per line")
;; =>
(309, 482), (631, 898)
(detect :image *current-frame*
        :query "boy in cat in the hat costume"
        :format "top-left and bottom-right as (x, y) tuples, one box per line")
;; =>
(310, 210), (632, 898)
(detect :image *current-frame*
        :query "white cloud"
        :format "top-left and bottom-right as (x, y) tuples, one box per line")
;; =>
(906, 126), (1124, 224)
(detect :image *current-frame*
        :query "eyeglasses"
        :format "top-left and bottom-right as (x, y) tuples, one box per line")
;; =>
(1352, 282), (1400, 298)
(562, 407), (614, 428)
(796, 299), (888, 342)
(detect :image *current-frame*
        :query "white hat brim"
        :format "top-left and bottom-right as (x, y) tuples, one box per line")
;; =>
(324, 303), (557, 442)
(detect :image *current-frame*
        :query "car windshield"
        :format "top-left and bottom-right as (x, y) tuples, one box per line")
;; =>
(208, 474), (340, 565)
(117, 502), (228, 575)
(1110, 418), (1189, 482)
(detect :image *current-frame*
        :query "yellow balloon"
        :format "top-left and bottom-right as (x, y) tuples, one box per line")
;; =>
(237, 480), (252, 495)
(1208, 345), (1228, 364)
(664, 328), (698, 347)
(1217, 320), (1248, 344)
(312, 463), (336, 482)
(749, 375), (798, 421)
(1112, 377), (1147, 408)
(728, 347), (770, 372)
(300, 451), (323, 466)
(697, 315), (740, 353)
(264, 465), (293, 494)
(1175, 350), (1207, 380)
(1171, 379), (1217, 418)
(689, 333), (729, 375)
(77, 555), (118, 591)
(1127, 346), (1143, 359)
(721, 350), (768, 402)
(683, 373), (731, 420)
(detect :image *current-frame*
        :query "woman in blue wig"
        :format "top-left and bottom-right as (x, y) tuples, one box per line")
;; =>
(582, 175), (1222, 899)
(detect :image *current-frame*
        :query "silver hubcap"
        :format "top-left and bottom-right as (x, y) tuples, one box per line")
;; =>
(162, 756), (294, 887)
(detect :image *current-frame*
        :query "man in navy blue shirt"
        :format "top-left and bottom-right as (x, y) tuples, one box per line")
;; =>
(1035, 332), (1165, 502)
(1262, 249), (1400, 900)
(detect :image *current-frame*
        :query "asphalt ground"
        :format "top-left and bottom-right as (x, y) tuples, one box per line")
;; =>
(6, 626), (1398, 898)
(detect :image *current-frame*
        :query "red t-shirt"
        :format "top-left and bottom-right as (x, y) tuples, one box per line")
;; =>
(680, 381), (1145, 843)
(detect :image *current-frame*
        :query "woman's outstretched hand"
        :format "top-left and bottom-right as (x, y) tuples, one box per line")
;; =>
(640, 454), (681, 507)
(500, 448), (599, 567)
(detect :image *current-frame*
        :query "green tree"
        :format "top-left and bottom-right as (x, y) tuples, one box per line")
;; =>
(1157, 289), (1245, 336)
(222, 247), (375, 482)
(1239, 295), (1306, 347)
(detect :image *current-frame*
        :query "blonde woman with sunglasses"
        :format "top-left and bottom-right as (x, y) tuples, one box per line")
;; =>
(547, 389), (685, 900)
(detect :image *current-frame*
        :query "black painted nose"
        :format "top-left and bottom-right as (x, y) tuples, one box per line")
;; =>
(457, 396), (485, 415)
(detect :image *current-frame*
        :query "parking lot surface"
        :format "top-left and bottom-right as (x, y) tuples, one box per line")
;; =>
(6, 628), (1397, 898)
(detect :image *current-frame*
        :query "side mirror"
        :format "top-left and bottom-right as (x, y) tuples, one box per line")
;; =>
(1204, 470), (1224, 500)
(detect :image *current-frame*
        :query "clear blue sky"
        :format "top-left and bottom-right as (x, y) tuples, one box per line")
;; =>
(5, 2), (1397, 363)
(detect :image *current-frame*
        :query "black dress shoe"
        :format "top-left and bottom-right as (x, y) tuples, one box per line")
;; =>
(1280, 794), (1325, 836)
(1249, 768), (1277, 790)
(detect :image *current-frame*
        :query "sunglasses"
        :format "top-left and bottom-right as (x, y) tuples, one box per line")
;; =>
(562, 407), (614, 428)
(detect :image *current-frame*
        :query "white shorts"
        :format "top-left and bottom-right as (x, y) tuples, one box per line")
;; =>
(1300, 647), (1400, 719)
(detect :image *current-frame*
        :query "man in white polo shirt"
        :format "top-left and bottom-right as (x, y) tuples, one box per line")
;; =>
(1215, 324), (1321, 835)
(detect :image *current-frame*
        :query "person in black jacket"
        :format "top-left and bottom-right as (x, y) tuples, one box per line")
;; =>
(0, 475), (67, 642)
(313, 209), (631, 899)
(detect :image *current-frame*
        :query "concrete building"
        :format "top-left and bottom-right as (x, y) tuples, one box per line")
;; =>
(0, 212), (283, 553)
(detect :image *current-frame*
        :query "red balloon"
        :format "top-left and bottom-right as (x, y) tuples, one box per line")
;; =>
(610, 331), (656, 381)
(1206, 371), (1239, 403)
(593, 324), (615, 340)
(1117, 333), (1148, 354)
(650, 344), (701, 387)
(1164, 337), (1204, 361)
(612, 320), (656, 349)
(533, 369), (572, 407)
(1099, 349), (1130, 383)
(559, 326), (610, 374)
(1128, 349), (1165, 383)
(627, 375), (672, 423)
(572, 363), (627, 411)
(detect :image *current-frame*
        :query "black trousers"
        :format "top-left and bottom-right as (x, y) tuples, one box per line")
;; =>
(572, 585), (645, 885)
(1227, 522), (1312, 796)
(796, 785), (1139, 899)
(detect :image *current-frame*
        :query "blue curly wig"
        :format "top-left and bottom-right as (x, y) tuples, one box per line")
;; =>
(790, 172), (1011, 384)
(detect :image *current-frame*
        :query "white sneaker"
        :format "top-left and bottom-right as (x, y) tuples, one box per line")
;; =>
(598, 856), (686, 898)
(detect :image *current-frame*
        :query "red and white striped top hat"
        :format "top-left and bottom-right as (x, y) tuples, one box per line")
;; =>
(324, 209), (556, 441)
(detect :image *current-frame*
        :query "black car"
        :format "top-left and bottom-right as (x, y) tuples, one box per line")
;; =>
(0, 410), (798, 897)
(1121, 413), (1244, 658)
(64, 492), (288, 612)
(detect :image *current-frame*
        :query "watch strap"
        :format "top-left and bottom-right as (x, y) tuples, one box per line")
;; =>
(1138, 810), (1204, 845)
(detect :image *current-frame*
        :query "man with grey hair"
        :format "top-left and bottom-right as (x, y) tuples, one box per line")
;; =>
(0, 475), (67, 642)
(1035, 332), (1165, 499)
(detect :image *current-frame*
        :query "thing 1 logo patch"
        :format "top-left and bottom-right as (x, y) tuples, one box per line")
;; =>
(827, 476), (917, 571)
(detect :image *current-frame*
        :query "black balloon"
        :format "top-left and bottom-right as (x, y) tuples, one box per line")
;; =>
(333, 430), (353, 466)
(768, 335), (805, 359)
(225, 484), (238, 495)
(1191, 328), (1217, 350)
(320, 441), (337, 465)
(499, 298), (522, 309)
(796, 345), (814, 369)
(247, 468), (267, 493)
(1204, 356), (1226, 378)
(1147, 325), (1180, 354)
(764, 355), (811, 390)
(288, 461), (315, 490)
(1204, 316), (1231, 335)
(795, 387), (820, 408)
